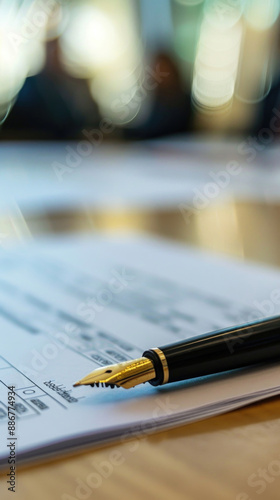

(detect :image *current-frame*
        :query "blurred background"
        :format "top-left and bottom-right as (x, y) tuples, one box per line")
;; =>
(1, 0), (280, 268)
(1, 0), (280, 139)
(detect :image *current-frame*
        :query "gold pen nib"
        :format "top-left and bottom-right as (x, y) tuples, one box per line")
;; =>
(73, 357), (156, 389)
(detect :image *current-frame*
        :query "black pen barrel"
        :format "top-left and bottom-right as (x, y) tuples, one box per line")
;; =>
(143, 316), (280, 386)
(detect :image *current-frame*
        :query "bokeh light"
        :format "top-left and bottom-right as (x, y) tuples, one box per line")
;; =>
(0, 0), (61, 121)
(192, 1), (243, 112)
(244, 0), (280, 31)
(60, 4), (126, 76)
(59, 0), (143, 125)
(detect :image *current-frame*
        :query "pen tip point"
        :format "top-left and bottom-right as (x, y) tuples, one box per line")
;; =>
(73, 382), (80, 387)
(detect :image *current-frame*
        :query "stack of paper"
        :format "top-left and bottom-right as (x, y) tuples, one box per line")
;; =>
(0, 233), (280, 466)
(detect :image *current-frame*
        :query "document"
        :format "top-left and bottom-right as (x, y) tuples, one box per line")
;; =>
(0, 142), (208, 213)
(1, 233), (280, 466)
(1, 140), (280, 216)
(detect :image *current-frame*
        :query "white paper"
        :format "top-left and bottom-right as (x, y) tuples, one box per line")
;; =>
(1, 139), (280, 216)
(1, 233), (280, 466)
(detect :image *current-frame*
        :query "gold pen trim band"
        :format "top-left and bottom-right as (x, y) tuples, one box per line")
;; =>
(150, 348), (169, 384)
(73, 348), (169, 389)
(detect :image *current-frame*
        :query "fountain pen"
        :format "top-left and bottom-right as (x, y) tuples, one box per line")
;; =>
(73, 315), (280, 390)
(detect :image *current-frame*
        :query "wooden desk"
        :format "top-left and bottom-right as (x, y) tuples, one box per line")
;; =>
(1, 199), (280, 500)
